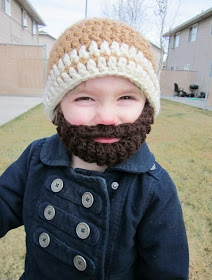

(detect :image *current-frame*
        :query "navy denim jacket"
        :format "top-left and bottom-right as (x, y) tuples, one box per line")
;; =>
(0, 134), (189, 280)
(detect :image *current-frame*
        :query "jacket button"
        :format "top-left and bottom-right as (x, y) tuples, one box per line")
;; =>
(82, 192), (94, 208)
(76, 222), (90, 239)
(39, 232), (50, 248)
(150, 163), (156, 170)
(111, 182), (119, 190)
(73, 255), (87, 271)
(44, 205), (55, 220)
(51, 178), (63, 192)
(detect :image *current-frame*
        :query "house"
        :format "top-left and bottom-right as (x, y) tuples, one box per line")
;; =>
(150, 42), (162, 73)
(0, 0), (46, 44)
(38, 31), (56, 58)
(0, 0), (47, 96)
(161, 7), (212, 107)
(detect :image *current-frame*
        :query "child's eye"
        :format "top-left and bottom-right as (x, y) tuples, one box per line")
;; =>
(74, 97), (94, 101)
(119, 96), (135, 100)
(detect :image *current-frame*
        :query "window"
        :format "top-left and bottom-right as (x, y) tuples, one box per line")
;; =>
(189, 24), (198, 42)
(32, 20), (37, 35)
(2, 0), (11, 15)
(173, 33), (180, 48)
(184, 64), (190, 71)
(170, 66), (179, 70)
(22, 9), (27, 28)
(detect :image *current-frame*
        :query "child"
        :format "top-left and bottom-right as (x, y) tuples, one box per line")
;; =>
(0, 18), (189, 279)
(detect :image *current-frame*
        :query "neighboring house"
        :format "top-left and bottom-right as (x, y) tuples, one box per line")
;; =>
(0, 0), (47, 96)
(162, 7), (212, 104)
(150, 42), (161, 73)
(38, 31), (56, 58)
(0, 0), (46, 44)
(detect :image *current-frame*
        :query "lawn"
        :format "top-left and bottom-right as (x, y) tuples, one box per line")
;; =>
(0, 99), (211, 279)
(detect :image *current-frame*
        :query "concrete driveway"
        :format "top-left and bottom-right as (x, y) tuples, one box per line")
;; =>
(0, 95), (42, 126)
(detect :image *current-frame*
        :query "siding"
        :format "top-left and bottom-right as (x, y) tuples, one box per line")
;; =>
(0, 9), (11, 43)
(0, 1), (47, 96)
(166, 15), (212, 98)
(38, 34), (56, 58)
(150, 44), (161, 73)
(0, 0), (38, 45)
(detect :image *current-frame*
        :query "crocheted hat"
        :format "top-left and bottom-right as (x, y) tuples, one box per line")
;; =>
(43, 18), (160, 121)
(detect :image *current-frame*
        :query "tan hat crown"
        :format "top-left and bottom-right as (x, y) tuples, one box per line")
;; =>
(43, 18), (160, 121)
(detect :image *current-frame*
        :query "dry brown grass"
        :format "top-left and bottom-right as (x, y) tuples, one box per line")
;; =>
(0, 105), (55, 279)
(0, 100), (211, 279)
(148, 100), (212, 280)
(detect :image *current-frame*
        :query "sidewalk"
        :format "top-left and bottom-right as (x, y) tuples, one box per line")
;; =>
(0, 95), (42, 126)
(0, 95), (211, 127)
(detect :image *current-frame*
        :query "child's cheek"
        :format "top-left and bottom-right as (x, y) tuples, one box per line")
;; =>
(66, 112), (90, 126)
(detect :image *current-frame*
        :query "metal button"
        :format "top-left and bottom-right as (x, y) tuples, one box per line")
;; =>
(51, 178), (63, 192)
(73, 255), (87, 271)
(39, 232), (50, 248)
(44, 205), (55, 220)
(111, 182), (119, 190)
(150, 164), (156, 170)
(82, 192), (94, 208)
(76, 222), (90, 239)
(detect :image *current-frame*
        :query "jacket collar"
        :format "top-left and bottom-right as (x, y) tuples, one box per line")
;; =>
(40, 134), (155, 174)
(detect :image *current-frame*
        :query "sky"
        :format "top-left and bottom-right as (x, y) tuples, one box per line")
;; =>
(29, 0), (212, 44)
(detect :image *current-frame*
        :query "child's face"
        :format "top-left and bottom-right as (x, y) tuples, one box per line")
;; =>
(60, 76), (146, 143)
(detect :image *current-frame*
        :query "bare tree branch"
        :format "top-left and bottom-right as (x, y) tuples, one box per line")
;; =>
(101, 0), (182, 75)
(102, 0), (147, 31)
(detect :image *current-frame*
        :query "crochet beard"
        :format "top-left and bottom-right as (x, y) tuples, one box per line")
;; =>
(56, 102), (154, 166)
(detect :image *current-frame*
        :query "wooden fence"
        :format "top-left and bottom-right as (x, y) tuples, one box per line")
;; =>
(0, 44), (46, 96)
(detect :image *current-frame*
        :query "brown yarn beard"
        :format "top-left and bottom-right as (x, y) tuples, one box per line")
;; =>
(56, 102), (154, 166)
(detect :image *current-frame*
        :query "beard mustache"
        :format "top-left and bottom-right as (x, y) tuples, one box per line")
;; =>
(56, 102), (154, 166)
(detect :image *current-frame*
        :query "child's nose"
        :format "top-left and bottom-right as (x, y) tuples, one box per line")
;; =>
(95, 105), (119, 125)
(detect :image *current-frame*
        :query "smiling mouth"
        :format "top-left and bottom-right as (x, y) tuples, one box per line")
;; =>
(93, 137), (120, 144)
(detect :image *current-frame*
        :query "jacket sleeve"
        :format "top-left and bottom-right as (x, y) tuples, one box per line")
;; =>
(0, 142), (36, 238)
(135, 168), (189, 280)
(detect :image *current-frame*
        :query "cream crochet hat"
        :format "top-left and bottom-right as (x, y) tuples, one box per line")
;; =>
(43, 18), (160, 121)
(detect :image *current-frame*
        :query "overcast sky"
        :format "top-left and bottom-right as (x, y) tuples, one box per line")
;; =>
(30, 0), (212, 44)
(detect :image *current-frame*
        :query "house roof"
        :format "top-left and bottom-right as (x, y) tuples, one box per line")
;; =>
(16, 0), (46, 26)
(163, 7), (212, 37)
(39, 31), (56, 40)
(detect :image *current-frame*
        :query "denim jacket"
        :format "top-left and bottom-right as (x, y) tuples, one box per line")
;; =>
(0, 134), (189, 280)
